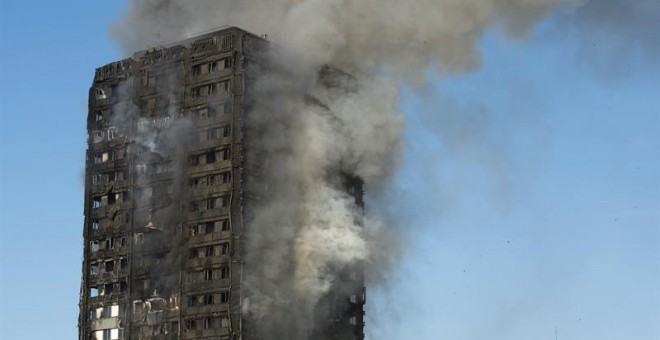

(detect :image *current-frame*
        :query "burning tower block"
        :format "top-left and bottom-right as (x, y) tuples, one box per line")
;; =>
(79, 26), (365, 340)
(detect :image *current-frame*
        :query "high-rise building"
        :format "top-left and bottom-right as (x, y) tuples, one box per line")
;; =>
(79, 26), (365, 340)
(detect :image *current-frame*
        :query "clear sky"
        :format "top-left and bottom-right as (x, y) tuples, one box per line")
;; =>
(0, 1), (658, 340)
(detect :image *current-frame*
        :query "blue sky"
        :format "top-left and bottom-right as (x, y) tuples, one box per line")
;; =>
(367, 23), (660, 339)
(1, 1), (658, 339)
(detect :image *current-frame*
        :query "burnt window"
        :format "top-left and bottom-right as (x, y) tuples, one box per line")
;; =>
(190, 155), (200, 166)
(102, 151), (113, 162)
(91, 219), (100, 231)
(207, 128), (217, 141)
(92, 197), (102, 209)
(185, 319), (197, 331)
(349, 316), (358, 325)
(221, 80), (231, 92)
(101, 305), (116, 318)
(105, 260), (114, 272)
(223, 58), (232, 69)
(191, 86), (203, 98)
(219, 291), (229, 303)
(195, 107), (216, 119)
(95, 88), (107, 100)
(92, 131), (104, 144)
(222, 125), (231, 137)
(107, 128), (118, 140)
(189, 224), (200, 236)
(194, 108), (207, 119)
(223, 148), (231, 160)
(94, 111), (103, 122)
(103, 283), (114, 295)
(207, 107), (217, 119)
(209, 61), (218, 73)
(136, 164), (147, 174)
(220, 243), (229, 255)
(153, 162), (172, 174)
(206, 198), (215, 210)
(216, 267), (229, 279)
(90, 264), (99, 276)
(205, 151), (216, 164)
(204, 294), (214, 305)
(204, 269), (213, 281)
(208, 83), (218, 95)
(105, 238), (115, 250)
(94, 151), (113, 164)
(220, 219), (230, 231)
(135, 233), (144, 245)
(205, 222), (214, 234)
(141, 71), (155, 87)
(192, 64), (202, 76)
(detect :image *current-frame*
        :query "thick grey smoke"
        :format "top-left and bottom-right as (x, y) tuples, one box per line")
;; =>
(112, 0), (589, 77)
(110, 0), (595, 337)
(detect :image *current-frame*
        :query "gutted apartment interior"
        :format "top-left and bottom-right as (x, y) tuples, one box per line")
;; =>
(79, 27), (365, 340)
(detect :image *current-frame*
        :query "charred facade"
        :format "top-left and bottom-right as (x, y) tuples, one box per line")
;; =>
(79, 27), (365, 340)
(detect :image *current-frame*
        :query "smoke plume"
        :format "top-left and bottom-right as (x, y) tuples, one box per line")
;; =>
(110, 0), (594, 338)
